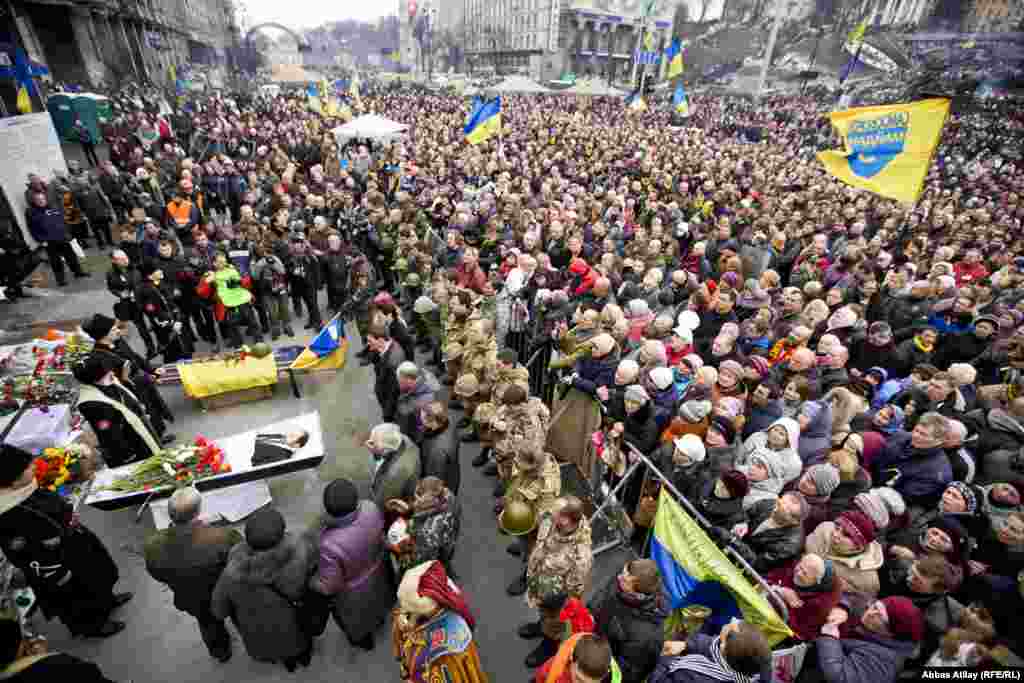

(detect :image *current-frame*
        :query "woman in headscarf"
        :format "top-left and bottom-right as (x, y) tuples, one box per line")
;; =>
(764, 553), (842, 642)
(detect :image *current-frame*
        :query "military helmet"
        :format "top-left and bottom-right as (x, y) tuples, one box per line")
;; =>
(394, 257), (409, 272)
(404, 272), (421, 287)
(499, 499), (537, 536)
(380, 236), (395, 252)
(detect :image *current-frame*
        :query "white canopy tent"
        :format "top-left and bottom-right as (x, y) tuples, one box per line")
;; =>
(491, 75), (552, 94)
(332, 114), (409, 143)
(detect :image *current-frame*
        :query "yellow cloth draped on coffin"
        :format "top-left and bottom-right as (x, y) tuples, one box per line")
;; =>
(177, 355), (278, 399)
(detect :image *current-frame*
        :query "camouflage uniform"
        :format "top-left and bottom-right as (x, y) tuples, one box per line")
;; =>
(473, 363), (531, 449)
(492, 398), (551, 484)
(526, 510), (592, 640)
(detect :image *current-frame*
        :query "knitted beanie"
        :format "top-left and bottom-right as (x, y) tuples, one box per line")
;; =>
(746, 355), (770, 379)
(854, 491), (891, 531)
(807, 464), (841, 497)
(673, 434), (707, 464)
(881, 596), (925, 642)
(720, 469), (749, 499)
(709, 415), (736, 444)
(836, 510), (876, 547)
(679, 400), (713, 423)
(874, 486), (907, 518)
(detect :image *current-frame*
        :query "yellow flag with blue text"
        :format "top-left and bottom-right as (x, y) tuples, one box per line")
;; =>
(817, 98), (950, 204)
(651, 489), (793, 646)
(464, 96), (501, 145)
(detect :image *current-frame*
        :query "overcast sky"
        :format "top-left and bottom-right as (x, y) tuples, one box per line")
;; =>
(239, 0), (393, 31)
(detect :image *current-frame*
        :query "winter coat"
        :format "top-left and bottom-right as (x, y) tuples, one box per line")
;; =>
(934, 331), (990, 369)
(884, 294), (931, 333)
(26, 205), (69, 243)
(814, 631), (916, 683)
(648, 634), (773, 683)
(310, 501), (393, 641)
(694, 478), (747, 530)
(969, 408), (1024, 460)
(798, 399), (833, 464)
(829, 467), (872, 515)
(763, 564), (841, 641)
(588, 576), (669, 683)
(210, 532), (316, 661)
(395, 370), (440, 439)
(402, 492), (461, 573)
(571, 352), (618, 398)
(419, 424), (461, 495)
(0, 653), (117, 682)
(373, 341), (407, 422)
(736, 418), (802, 507)
(731, 498), (804, 572)
(623, 402), (662, 456)
(143, 525), (243, 617)
(370, 436), (421, 509)
(889, 337), (935, 379)
(873, 431), (952, 508)
(805, 521), (885, 599)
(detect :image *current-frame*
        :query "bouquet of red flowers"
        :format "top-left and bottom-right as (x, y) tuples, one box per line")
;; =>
(105, 435), (231, 493)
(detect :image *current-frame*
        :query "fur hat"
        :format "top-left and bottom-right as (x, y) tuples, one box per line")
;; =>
(245, 508), (286, 551)
(82, 314), (117, 342)
(323, 479), (358, 517)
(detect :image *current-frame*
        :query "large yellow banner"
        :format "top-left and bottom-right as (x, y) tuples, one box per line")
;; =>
(817, 98), (950, 204)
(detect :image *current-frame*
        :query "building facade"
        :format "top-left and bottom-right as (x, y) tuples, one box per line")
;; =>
(4, 0), (238, 93)
(965, 0), (1023, 31)
(456, 0), (679, 82)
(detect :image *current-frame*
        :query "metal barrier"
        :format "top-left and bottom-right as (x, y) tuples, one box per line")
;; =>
(586, 441), (790, 624)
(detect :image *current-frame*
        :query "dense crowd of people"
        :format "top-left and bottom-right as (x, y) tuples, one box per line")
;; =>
(1, 76), (1024, 682)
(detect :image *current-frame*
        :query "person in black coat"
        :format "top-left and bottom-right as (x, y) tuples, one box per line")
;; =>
(416, 400), (460, 495)
(693, 469), (750, 531)
(934, 317), (996, 369)
(286, 237), (322, 331)
(0, 445), (132, 638)
(144, 487), (242, 662)
(137, 262), (192, 363)
(82, 314), (174, 444)
(73, 354), (165, 467)
(588, 559), (669, 683)
(720, 492), (807, 573)
(620, 385), (661, 456)
(367, 323), (407, 423)
(0, 619), (118, 682)
(106, 249), (155, 357)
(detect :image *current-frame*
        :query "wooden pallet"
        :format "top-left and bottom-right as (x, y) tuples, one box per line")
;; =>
(197, 385), (273, 412)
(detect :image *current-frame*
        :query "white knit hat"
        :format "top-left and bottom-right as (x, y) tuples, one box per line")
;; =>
(650, 367), (674, 391)
(673, 433), (706, 463)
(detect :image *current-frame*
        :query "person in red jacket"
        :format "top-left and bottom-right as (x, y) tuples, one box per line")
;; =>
(453, 247), (494, 296)
(569, 258), (598, 297)
(953, 249), (989, 286)
(763, 553), (842, 642)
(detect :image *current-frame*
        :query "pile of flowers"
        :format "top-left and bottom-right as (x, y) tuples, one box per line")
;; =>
(105, 435), (232, 493)
(33, 444), (91, 493)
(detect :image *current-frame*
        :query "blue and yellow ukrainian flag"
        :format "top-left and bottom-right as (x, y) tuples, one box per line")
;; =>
(290, 315), (348, 371)
(624, 89), (646, 113)
(817, 98), (950, 204)
(466, 95), (484, 126)
(650, 489), (793, 646)
(673, 80), (690, 117)
(464, 96), (501, 145)
(665, 38), (684, 79)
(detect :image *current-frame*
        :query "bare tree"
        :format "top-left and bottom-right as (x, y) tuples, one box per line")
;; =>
(672, 1), (690, 36)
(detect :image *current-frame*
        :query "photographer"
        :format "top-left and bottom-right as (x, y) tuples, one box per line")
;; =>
(251, 241), (294, 340)
(196, 250), (261, 349)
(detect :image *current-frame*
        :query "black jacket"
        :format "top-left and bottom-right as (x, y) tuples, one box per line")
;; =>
(730, 498), (803, 573)
(623, 402), (661, 456)
(0, 489), (119, 630)
(418, 425), (461, 495)
(77, 381), (161, 466)
(373, 341), (407, 422)
(694, 478), (747, 530)
(144, 525), (243, 617)
(589, 576), (669, 683)
(1, 653), (117, 682)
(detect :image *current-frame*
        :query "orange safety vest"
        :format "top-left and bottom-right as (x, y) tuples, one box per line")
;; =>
(166, 198), (194, 227)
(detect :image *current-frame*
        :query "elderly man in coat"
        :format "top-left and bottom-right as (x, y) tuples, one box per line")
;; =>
(144, 487), (242, 661)
(367, 323), (408, 423)
(309, 478), (392, 652)
(211, 508), (317, 672)
(395, 361), (440, 439)
(367, 422), (421, 511)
